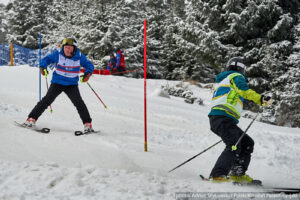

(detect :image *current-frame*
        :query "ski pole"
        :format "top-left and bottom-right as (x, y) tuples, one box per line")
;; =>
(45, 76), (53, 113)
(231, 109), (261, 151)
(168, 140), (222, 173)
(87, 82), (107, 109)
(168, 109), (261, 173)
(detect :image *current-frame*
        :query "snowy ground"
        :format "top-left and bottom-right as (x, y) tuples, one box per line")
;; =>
(0, 66), (299, 200)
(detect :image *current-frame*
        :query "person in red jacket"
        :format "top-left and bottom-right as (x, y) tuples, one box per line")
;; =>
(115, 48), (126, 75)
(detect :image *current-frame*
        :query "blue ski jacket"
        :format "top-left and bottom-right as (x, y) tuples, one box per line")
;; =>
(40, 48), (94, 85)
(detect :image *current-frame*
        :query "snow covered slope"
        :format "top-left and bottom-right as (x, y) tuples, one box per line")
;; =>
(0, 66), (299, 199)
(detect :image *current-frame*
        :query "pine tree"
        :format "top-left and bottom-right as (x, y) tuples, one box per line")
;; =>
(3, 0), (300, 127)
(143, 0), (168, 78)
(162, 12), (184, 80)
(0, 3), (7, 43)
(6, 0), (50, 48)
(6, 0), (32, 46)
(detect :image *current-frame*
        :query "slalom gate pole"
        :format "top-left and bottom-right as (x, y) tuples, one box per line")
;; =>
(38, 35), (42, 101)
(45, 76), (53, 113)
(87, 82), (107, 109)
(10, 42), (13, 66)
(144, 19), (147, 152)
(168, 109), (261, 173)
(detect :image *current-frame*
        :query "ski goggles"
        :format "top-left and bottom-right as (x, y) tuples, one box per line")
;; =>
(62, 38), (77, 47)
(228, 61), (246, 70)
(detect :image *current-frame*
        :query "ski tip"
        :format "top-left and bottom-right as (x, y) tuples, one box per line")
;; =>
(74, 130), (101, 136)
(74, 131), (83, 136)
(199, 174), (210, 181)
(41, 128), (50, 133)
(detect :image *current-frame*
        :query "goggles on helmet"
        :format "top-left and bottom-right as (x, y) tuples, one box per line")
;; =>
(62, 38), (77, 47)
(227, 61), (246, 70)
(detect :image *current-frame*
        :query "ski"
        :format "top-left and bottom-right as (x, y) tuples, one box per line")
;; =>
(74, 130), (100, 136)
(14, 121), (50, 134)
(263, 187), (300, 194)
(199, 174), (210, 181)
(199, 174), (300, 194)
(200, 174), (262, 186)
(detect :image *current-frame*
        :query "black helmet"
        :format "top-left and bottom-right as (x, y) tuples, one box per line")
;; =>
(115, 48), (120, 53)
(226, 57), (246, 74)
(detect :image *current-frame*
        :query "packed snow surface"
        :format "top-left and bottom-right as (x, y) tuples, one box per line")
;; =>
(0, 66), (299, 199)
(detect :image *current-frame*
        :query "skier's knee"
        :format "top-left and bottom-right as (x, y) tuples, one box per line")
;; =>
(225, 144), (242, 154)
(72, 98), (84, 108)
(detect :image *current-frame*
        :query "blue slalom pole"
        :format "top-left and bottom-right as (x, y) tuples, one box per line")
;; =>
(39, 34), (42, 101)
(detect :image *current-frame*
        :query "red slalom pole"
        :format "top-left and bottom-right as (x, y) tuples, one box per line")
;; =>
(144, 20), (147, 152)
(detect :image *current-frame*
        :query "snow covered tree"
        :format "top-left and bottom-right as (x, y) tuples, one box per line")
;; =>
(6, 0), (32, 46)
(3, 0), (300, 127)
(7, 0), (49, 48)
(0, 3), (7, 43)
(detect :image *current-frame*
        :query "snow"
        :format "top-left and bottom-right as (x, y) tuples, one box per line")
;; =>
(0, 0), (10, 5)
(0, 65), (300, 199)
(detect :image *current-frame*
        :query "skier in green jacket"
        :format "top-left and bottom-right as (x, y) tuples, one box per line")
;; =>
(208, 57), (272, 184)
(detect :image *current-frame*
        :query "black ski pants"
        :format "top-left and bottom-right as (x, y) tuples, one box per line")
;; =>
(209, 115), (254, 177)
(28, 83), (92, 124)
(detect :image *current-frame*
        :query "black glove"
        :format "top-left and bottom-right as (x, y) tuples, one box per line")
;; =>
(80, 73), (91, 83)
(40, 68), (48, 77)
(261, 95), (272, 106)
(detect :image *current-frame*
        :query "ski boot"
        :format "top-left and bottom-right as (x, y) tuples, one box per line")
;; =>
(23, 118), (36, 127)
(83, 123), (94, 134)
(209, 175), (231, 183)
(229, 174), (262, 186)
(229, 166), (262, 186)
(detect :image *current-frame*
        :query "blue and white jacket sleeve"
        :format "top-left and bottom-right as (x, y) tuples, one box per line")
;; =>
(80, 54), (94, 75)
(40, 50), (59, 69)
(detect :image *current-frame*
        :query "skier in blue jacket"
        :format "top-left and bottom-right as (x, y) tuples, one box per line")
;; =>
(115, 48), (126, 75)
(107, 53), (117, 72)
(24, 38), (95, 133)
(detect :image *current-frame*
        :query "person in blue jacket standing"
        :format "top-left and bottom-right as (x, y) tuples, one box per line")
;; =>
(115, 48), (126, 75)
(107, 53), (116, 73)
(24, 38), (95, 133)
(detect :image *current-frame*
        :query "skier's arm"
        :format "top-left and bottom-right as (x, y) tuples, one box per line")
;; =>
(231, 76), (262, 105)
(107, 59), (114, 70)
(40, 50), (59, 69)
(116, 53), (120, 67)
(80, 54), (94, 75)
(107, 62), (111, 70)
